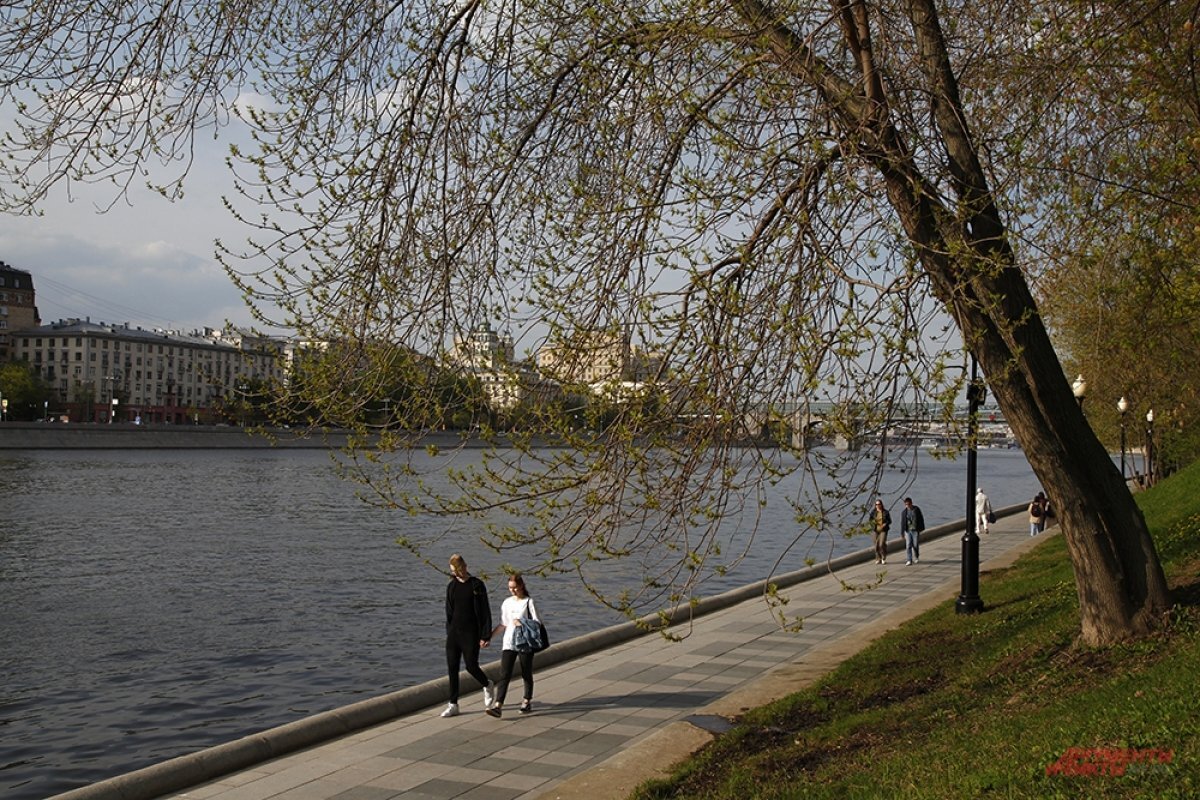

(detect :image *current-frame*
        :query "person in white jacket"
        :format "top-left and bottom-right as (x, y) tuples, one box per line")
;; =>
(975, 488), (993, 534)
(486, 573), (542, 717)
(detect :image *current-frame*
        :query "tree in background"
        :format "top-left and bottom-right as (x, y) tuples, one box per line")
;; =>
(0, 360), (52, 420)
(0, 0), (1179, 644)
(1012, 1), (1200, 475)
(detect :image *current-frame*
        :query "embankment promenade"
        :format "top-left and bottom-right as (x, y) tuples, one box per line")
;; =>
(52, 505), (1040, 800)
(0, 422), (502, 449)
(0, 421), (349, 449)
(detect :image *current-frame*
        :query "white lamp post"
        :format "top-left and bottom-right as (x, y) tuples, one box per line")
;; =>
(1072, 374), (1087, 410)
(1145, 409), (1155, 486)
(1117, 396), (1129, 479)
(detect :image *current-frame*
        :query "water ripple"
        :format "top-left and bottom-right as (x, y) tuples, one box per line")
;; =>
(0, 447), (1038, 799)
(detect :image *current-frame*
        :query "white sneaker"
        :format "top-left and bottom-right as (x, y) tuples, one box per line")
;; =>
(440, 703), (459, 718)
(483, 681), (495, 708)
(905, 560), (912, 566)
(914, 558), (919, 564)
(881, 559), (886, 565)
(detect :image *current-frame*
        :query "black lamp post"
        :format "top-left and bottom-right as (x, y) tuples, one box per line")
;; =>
(956, 356), (985, 615)
(1145, 409), (1155, 487)
(1072, 374), (1087, 410)
(1117, 396), (1128, 480)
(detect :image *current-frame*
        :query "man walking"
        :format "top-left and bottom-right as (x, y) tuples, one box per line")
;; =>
(441, 553), (495, 718)
(975, 487), (993, 534)
(900, 497), (925, 565)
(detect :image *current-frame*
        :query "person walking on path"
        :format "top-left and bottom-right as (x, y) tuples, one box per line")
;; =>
(1028, 492), (1047, 536)
(872, 499), (891, 565)
(442, 553), (495, 718)
(975, 487), (993, 535)
(486, 573), (542, 718)
(899, 497), (924, 565)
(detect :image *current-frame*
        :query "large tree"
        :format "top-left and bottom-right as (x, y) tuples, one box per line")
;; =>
(0, 0), (1175, 644)
(1014, 0), (1200, 475)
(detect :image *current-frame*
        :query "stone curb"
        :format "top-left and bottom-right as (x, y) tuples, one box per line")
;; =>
(51, 505), (1025, 800)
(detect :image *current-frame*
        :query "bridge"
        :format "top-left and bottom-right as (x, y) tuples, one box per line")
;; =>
(736, 401), (1016, 451)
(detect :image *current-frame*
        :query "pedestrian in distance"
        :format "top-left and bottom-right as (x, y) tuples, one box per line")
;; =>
(899, 497), (924, 565)
(872, 499), (891, 565)
(1028, 492), (1047, 536)
(975, 487), (993, 534)
(486, 573), (542, 718)
(441, 553), (495, 718)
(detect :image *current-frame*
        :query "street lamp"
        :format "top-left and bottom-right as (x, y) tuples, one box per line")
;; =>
(1146, 409), (1155, 487)
(956, 356), (986, 615)
(238, 383), (249, 427)
(110, 397), (119, 424)
(1117, 396), (1128, 480)
(1072, 374), (1087, 410)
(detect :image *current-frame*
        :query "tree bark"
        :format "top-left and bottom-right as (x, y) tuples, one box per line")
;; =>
(738, 0), (1171, 645)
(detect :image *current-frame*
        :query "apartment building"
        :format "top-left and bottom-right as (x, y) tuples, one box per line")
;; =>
(448, 322), (553, 410)
(12, 318), (286, 423)
(535, 327), (663, 392)
(0, 261), (40, 362)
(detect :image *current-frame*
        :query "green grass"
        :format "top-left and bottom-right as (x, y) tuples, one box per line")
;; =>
(634, 462), (1200, 799)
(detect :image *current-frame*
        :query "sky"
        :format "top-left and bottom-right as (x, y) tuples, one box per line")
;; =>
(0, 145), (266, 336)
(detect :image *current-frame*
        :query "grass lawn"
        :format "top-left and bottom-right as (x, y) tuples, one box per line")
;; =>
(634, 461), (1200, 799)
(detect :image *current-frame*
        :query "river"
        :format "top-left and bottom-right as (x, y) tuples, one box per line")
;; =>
(0, 445), (1039, 798)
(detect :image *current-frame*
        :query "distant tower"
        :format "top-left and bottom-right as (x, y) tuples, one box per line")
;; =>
(0, 261), (41, 361)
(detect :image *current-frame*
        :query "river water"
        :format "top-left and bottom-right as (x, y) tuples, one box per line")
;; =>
(0, 445), (1039, 798)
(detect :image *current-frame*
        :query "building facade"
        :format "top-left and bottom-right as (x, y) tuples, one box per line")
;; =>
(0, 261), (40, 362)
(536, 328), (663, 392)
(448, 323), (552, 411)
(12, 318), (285, 423)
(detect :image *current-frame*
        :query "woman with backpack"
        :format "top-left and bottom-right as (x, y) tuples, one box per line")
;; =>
(1028, 492), (1047, 536)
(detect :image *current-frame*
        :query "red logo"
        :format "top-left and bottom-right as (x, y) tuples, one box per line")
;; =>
(1046, 747), (1174, 777)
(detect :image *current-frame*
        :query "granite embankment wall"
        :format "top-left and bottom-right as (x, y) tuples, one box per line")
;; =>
(0, 422), (359, 449)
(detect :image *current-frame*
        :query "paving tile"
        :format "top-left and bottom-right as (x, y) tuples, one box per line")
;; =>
(554, 733), (628, 757)
(143, 515), (1040, 800)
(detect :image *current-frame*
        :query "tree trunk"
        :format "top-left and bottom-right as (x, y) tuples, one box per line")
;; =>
(969, 271), (1170, 645)
(890, 0), (1170, 646)
(874, 127), (1171, 648)
(737, 0), (1171, 644)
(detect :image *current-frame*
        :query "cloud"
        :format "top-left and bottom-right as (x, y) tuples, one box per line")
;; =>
(0, 223), (261, 333)
(232, 90), (283, 119)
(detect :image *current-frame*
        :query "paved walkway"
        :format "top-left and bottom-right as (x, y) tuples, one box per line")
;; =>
(79, 510), (1049, 800)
